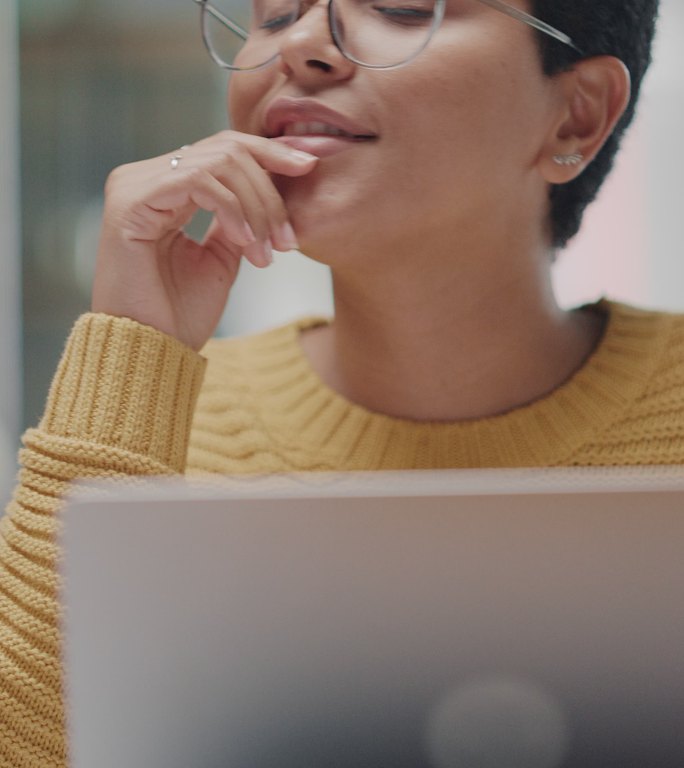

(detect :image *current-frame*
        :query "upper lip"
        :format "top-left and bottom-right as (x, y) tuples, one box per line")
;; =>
(264, 98), (378, 139)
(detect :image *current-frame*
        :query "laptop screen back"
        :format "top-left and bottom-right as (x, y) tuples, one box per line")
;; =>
(61, 469), (684, 768)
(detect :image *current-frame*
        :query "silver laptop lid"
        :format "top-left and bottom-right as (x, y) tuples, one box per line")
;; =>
(61, 468), (684, 768)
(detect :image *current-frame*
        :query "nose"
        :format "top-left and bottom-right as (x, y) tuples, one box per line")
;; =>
(277, 1), (356, 84)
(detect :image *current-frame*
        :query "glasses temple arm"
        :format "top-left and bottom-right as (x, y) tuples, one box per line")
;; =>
(478, 0), (584, 55)
(194, 0), (250, 41)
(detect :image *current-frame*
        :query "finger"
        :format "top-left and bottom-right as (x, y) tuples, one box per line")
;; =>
(124, 168), (257, 249)
(207, 149), (298, 253)
(194, 131), (319, 177)
(181, 166), (273, 269)
(243, 138), (319, 178)
(200, 150), (273, 246)
(188, 167), (273, 268)
(174, 146), (297, 255)
(185, 170), (259, 251)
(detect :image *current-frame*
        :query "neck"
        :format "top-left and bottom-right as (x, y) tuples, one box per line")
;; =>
(299, 232), (605, 422)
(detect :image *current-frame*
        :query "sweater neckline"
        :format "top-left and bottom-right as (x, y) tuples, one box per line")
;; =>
(250, 300), (672, 468)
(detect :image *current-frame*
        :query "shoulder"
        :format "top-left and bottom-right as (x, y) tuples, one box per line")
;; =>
(603, 299), (684, 372)
(575, 299), (684, 464)
(595, 299), (684, 403)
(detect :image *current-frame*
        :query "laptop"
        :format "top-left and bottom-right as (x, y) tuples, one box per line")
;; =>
(60, 467), (684, 768)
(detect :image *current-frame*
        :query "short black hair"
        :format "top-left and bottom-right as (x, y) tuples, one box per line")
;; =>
(531, 0), (660, 248)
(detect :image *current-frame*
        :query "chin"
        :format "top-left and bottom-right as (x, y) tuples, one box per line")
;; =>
(276, 174), (358, 255)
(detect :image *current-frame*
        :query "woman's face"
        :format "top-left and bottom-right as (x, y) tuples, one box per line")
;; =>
(228, 0), (560, 263)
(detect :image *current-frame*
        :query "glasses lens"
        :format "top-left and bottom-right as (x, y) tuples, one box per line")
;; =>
(202, 0), (299, 70)
(330, 0), (438, 68)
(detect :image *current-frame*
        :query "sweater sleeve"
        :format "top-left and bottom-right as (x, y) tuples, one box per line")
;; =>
(0, 313), (206, 768)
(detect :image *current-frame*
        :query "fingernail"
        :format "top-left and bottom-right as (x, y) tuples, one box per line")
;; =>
(290, 150), (318, 163)
(276, 222), (299, 251)
(244, 239), (271, 268)
(261, 239), (274, 267)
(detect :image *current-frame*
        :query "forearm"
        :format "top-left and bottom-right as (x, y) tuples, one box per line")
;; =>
(0, 313), (206, 767)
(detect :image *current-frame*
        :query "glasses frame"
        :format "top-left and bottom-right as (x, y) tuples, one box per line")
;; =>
(194, 0), (584, 72)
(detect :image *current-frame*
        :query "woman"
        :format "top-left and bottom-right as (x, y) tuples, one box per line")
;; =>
(0, 0), (670, 765)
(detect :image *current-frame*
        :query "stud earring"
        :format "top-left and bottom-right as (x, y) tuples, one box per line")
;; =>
(553, 152), (584, 167)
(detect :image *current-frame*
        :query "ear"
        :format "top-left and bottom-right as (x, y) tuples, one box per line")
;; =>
(538, 56), (631, 184)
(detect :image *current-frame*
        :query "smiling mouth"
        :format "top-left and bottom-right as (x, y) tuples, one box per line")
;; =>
(275, 121), (377, 140)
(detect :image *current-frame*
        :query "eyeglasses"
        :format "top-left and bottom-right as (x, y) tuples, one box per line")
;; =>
(194, 0), (584, 72)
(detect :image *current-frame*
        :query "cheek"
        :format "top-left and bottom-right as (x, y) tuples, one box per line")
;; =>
(227, 76), (241, 127)
(383, 66), (501, 182)
(408, 57), (543, 181)
(370, 59), (542, 232)
(227, 72), (271, 132)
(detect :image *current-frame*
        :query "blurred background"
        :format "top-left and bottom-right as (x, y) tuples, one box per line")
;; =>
(1, 0), (684, 502)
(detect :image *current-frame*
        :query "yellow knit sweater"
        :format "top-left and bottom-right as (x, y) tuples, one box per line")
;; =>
(2, 299), (684, 766)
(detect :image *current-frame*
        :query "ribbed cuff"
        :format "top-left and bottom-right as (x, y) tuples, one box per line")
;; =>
(39, 314), (207, 473)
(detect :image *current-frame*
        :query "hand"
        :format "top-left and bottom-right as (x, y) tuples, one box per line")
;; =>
(91, 130), (318, 351)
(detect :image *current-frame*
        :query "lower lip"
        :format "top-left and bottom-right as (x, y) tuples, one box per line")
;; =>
(272, 134), (375, 158)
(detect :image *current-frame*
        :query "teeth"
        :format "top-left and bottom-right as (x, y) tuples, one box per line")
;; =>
(283, 121), (353, 137)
